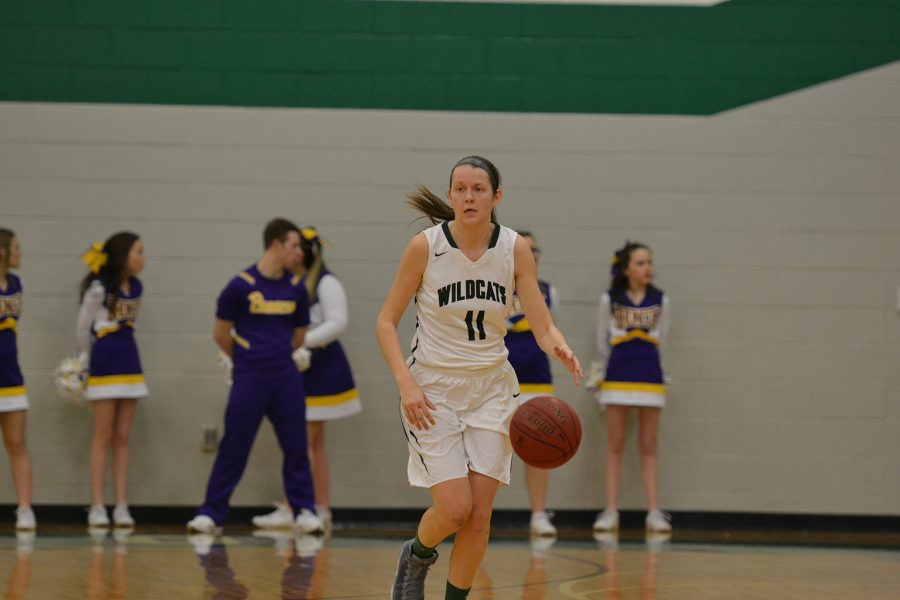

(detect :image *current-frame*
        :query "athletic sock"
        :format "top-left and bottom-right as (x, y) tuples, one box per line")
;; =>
(411, 536), (436, 559)
(445, 581), (470, 599)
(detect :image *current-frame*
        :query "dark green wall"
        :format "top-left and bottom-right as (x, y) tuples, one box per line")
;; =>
(1, 0), (898, 114)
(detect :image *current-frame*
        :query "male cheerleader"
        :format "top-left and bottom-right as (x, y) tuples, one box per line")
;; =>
(188, 218), (322, 534)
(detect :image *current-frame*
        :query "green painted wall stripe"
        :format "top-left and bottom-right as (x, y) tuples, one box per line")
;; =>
(1, 0), (898, 114)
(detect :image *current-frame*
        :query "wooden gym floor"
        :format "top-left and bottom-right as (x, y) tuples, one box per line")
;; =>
(2, 526), (898, 599)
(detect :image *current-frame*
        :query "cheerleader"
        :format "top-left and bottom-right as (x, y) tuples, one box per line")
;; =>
(0, 228), (35, 530)
(591, 241), (672, 533)
(252, 226), (361, 531)
(504, 231), (560, 538)
(76, 232), (148, 528)
(188, 218), (321, 535)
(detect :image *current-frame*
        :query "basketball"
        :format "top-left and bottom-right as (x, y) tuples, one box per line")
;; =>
(510, 396), (582, 469)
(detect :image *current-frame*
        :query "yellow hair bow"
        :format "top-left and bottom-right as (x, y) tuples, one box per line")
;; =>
(81, 242), (108, 274)
(300, 226), (330, 248)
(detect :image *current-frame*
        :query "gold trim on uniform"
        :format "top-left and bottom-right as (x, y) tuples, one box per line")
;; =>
(611, 329), (658, 346)
(231, 332), (251, 349)
(306, 389), (359, 407)
(601, 381), (665, 394)
(95, 322), (134, 339)
(88, 374), (146, 386)
(0, 386), (26, 397)
(507, 317), (532, 333)
(238, 271), (256, 285)
(0, 317), (18, 333)
(519, 383), (554, 393)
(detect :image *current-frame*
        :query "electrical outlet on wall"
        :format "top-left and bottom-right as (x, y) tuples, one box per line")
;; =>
(201, 425), (219, 452)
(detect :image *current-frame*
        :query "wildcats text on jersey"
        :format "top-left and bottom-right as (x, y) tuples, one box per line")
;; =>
(437, 279), (507, 308)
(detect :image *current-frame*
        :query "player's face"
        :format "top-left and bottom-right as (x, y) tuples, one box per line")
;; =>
(5, 237), (22, 269)
(126, 239), (145, 275)
(278, 231), (303, 270)
(448, 165), (501, 225)
(624, 248), (654, 287)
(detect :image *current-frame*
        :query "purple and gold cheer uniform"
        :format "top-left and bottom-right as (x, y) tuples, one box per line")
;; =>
(597, 286), (669, 408)
(0, 273), (27, 412)
(304, 272), (361, 421)
(504, 279), (556, 404)
(198, 265), (315, 524)
(83, 277), (149, 401)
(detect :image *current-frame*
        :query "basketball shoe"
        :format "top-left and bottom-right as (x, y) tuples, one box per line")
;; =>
(113, 504), (135, 528)
(252, 502), (293, 529)
(530, 511), (557, 537)
(592, 509), (619, 532)
(88, 505), (110, 527)
(645, 510), (672, 532)
(187, 515), (221, 535)
(294, 508), (324, 534)
(391, 539), (438, 600)
(15, 507), (36, 531)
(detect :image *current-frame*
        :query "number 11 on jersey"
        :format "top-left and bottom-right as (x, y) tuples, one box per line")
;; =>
(465, 310), (486, 341)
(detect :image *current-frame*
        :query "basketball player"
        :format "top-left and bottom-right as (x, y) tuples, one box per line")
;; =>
(76, 232), (148, 528)
(376, 156), (582, 600)
(252, 225), (361, 531)
(188, 218), (322, 535)
(590, 241), (671, 533)
(0, 228), (35, 530)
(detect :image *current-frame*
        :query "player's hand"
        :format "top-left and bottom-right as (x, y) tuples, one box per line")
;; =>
(400, 381), (437, 431)
(292, 346), (312, 372)
(553, 345), (583, 386)
(584, 359), (606, 391)
(217, 351), (233, 387)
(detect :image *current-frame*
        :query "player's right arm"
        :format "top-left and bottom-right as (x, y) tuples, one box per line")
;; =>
(375, 233), (436, 430)
(213, 319), (235, 356)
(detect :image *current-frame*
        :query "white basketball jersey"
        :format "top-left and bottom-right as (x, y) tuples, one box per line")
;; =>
(410, 222), (517, 372)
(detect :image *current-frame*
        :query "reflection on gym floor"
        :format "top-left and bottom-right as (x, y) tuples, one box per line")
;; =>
(2, 527), (899, 599)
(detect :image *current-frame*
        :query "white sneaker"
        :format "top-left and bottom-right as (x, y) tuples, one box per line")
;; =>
(112, 504), (135, 528)
(88, 505), (110, 527)
(294, 508), (324, 534)
(646, 510), (672, 532)
(187, 515), (220, 534)
(316, 506), (333, 531)
(15, 506), (36, 530)
(529, 511), (557, 537)
(592, 509), (619, 532)
(252, 502), (294, 529)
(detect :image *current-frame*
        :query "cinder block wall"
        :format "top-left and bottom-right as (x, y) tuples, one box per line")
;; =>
(1, 1), (898, 515)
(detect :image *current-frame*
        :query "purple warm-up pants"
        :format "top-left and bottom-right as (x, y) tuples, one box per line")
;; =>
(198, 369), (313, 524)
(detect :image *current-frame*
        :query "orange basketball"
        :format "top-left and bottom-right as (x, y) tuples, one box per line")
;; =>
(510, 396), (582, 469)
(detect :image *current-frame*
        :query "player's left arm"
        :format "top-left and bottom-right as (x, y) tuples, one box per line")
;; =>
(514, 236), (583, 385)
